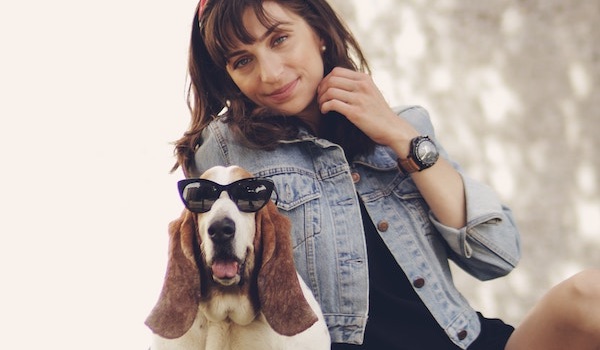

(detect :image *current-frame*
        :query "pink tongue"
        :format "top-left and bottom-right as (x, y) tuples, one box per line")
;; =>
(211, 260), (239, 279)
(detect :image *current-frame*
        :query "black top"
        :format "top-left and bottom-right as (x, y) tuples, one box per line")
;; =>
(331, 199), (514, 350)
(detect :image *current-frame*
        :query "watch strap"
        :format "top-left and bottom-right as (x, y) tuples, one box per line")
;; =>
(398, 135), (439, 174)
(398, 156), (420, 174)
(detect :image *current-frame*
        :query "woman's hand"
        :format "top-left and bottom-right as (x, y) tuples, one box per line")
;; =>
(317, 67), (418, 156)
(318, 67), (467, 228)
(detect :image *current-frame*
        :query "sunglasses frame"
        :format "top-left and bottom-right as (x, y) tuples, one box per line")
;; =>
(177, 177), (276, 213)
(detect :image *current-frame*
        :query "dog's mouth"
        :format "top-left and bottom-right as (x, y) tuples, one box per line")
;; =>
(210, 258), (245, 286)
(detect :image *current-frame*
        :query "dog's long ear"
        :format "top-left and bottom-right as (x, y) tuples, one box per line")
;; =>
(145, 210), (201, 339)
(255, 201), (318, 336)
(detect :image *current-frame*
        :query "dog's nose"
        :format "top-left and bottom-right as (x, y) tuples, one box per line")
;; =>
(208, 217), (236, 243)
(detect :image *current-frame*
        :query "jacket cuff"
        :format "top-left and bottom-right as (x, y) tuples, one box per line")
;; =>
(430, 173), (505, 258)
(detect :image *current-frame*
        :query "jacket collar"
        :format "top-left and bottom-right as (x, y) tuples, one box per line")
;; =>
(352, 146), (398, 171)
(281, 128), (398, 171)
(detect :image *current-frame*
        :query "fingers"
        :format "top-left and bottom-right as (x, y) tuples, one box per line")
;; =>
(316, 67), (418, 148)
(319, 67), (365, 93)
(317, 67), (374, 114)
(319, 97), (356, 119)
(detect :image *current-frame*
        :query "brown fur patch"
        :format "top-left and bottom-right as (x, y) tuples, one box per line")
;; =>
(255, 201), (318, 336)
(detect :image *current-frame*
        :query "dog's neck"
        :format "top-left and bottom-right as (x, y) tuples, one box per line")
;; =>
(199, 261), (261, 325)
(200, 287), (260, 325)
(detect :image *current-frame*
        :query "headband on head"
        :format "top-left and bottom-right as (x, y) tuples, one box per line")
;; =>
(198, 0), (208, 17)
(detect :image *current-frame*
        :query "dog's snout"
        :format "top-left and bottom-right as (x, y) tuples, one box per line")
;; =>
(208, 217), (236, 243)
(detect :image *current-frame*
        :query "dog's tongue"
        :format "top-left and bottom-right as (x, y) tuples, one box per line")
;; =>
(211, 260), (239, 279)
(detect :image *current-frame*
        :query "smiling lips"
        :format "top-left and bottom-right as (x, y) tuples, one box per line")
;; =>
(266, 78), (299, 103)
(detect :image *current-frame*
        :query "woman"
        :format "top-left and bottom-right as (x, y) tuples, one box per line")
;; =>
(172, 0), (600, 349)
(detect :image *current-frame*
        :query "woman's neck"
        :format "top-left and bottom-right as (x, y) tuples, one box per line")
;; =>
(294, 100), (323, 136)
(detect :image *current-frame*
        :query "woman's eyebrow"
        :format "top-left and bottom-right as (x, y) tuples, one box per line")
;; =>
(225, 22), (290, 60)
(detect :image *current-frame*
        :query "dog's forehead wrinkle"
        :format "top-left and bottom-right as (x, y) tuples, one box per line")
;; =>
(202, 165), (254, 184)
(229, 166), (254, 180)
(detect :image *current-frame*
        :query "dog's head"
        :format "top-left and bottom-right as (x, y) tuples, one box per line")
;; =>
(191, 166), (263, 288)
(145, 166), (318, 339)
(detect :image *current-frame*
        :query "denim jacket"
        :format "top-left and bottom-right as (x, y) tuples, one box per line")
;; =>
(191, 105), (521, 349)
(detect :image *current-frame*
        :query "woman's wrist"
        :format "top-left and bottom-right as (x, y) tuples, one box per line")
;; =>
(389, 128), (420, 159)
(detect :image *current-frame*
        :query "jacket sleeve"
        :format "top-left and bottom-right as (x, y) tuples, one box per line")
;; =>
(430, 176), (521, 280)
(399, 105), (521, 281)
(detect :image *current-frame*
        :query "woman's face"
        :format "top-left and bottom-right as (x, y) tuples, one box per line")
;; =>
(225, 1), (325, 124)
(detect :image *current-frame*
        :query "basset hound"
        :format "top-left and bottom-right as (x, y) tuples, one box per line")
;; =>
(146, 166), (330, 350)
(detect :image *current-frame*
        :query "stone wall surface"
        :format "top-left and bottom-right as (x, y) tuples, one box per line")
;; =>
(330, 0), (600, 326)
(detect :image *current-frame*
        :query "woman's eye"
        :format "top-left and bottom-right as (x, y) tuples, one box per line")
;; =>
(273, 35), (288, 46)
(233, 57), (251, 69)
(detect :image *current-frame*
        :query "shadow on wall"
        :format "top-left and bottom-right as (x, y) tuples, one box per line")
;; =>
(331, 0), (600, 325)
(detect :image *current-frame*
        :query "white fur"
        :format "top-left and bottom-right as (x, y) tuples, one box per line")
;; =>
(197, 192), (256, 287)
(152, 274), (329, 350)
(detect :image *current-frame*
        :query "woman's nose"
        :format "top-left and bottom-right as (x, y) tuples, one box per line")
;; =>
(258, 55), (283, 83)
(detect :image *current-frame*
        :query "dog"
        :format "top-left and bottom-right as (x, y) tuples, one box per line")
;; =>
(145, 166), (330, 350)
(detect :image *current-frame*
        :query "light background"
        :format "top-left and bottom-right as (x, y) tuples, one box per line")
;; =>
(0, 1), (598, 349)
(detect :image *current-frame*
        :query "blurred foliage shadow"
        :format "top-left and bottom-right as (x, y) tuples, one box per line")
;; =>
(331, 0), (600, 325)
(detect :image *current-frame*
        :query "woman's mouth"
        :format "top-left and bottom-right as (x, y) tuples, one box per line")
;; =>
(266, 79), (299, 103)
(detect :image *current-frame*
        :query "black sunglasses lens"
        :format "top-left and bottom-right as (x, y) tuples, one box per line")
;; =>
(181, 181), (220, 213)
(178, 178), (274, 213)
(230, 179), (273, 212)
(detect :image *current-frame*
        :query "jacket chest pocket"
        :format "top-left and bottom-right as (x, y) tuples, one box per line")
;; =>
(268, 172), (322, 248)
(391, 175), (437, 235)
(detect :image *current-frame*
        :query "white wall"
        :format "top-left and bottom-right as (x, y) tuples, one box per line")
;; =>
(0, 1), (197, 349)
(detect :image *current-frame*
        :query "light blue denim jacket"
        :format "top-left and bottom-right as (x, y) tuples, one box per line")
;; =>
(191, 105), (521, 349)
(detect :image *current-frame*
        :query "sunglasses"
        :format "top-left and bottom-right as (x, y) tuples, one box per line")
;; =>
(177, 177), (276, 213)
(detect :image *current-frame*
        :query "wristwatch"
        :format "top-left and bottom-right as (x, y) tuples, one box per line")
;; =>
(398, 135), (439, 174)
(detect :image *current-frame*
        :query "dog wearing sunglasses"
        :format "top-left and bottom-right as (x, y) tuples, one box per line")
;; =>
(145, 166), (330, 350)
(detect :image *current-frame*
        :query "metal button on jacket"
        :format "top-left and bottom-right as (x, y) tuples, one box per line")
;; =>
(377, 220), (389, 232)
(413, 277), (426, 288)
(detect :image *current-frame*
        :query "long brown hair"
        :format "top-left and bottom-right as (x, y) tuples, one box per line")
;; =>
(173, 0), (373, 173)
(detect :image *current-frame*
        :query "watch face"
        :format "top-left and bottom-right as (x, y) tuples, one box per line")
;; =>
(416, 139), (439, 165)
